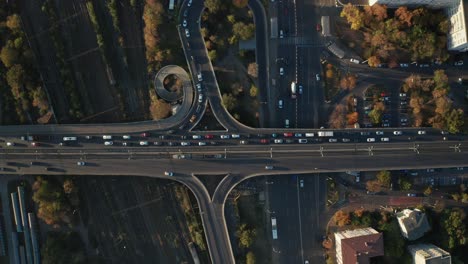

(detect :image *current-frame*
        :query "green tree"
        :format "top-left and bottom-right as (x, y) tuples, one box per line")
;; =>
(433, 70), (449, 91)
(249, 85), (258, 98)
(399, 177), (412, 191)
(424, 186), (433, 196)
(340, 3), (364, 30)
(6, 64), (25, 98)
(368, 109), (382, 124)
(233, 22), (255, 40)
(0, 46), (19, 68)
(376, 170), (391, 188)
(237, 224), (256, 248)
(446, 108), (464, 134)
(442, 208), (467, 249)
(204, 0), (221, 13)
(246, 251), (256, 264)
(380, 220), (405, 257)
(208, 50), (217, 61)
(222, 93), (236, 111)
(41, 231), (86, 264)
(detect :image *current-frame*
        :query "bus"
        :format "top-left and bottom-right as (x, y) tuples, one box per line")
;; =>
(169, 0), (175, 10)
(271, 217), (278, 240)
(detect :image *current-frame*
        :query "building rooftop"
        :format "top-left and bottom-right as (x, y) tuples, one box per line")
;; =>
(396, 209), (430, 240)
(335, 227), (384, 264)
(408, 244), (451, 264)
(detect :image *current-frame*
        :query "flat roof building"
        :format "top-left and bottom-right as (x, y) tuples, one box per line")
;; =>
(408, 244), (451, 264)
(334, 227), (384, 264)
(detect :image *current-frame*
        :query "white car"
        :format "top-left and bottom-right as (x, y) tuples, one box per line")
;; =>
(197, 73), (203, 81)
(198, 142), (206, 146)
(231, 134), (240, 138)
(393, 131), (402, 135)
(299, 85), (303, 94)
(77, 161), (86, 166)
(418, 130), (426, 135)
(104, 141), (113, 146)
(316, 74), (320, 81)
(367, 138), (375, 142)
(192, 135), (202, 139)
(376, 131), (384, 135)
(6, 142), (14, 147)
(300, 179), (304, 188)
(278, 99), (283, 109)
(196, 83), (202, 92)
(140, 141), (149, 146)
(454, 60), (464, 66)
(350, 58), (360, 64)
(185, 28), (190, 37)
(165, 171), (174, 176)
(265, 165), (274, 170)
(342, 138), (350, 142)
(182, 19), (187, 27)
(187, 0), (192, 6)
(279, 67), (284, 75)
(220, 135), (230, 139)
(274, 139), (283, 144)
(181, 142), (190, 146)
(329, 138), (337, 143)
(399, 93), (406, 97)
(198, 94), (203, 103)
(381, 137), (389, 142)
(103, 135), (112, 140)
(279, 30), (284, 38)
(123, 135), (131, 139)
(298, 139), (308, 144)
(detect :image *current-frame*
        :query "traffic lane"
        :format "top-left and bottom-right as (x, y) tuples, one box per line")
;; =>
(268, 175), (302, 264)
(300, 174), (328, 263)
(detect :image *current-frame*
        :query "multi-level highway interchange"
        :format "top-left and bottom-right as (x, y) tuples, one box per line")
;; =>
(2, 0), (468, 264)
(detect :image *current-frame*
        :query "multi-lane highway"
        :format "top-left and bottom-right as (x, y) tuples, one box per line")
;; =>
(2, 0), (468, 263)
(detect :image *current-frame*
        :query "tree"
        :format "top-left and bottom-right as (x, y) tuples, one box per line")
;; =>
(237, 224), (256, 248)
(346, 112), (358, 125)
(340, 3), (364, 30)
(247, 63), (258, 78)
(208, 50), (217, 61)
(423, 186), (433, 196)
(233, 22), (255, 40)
(222, 93), (236, 111)
(249, 85), (258, 98)
(376, 170), (391, 188)
(326, 69), (334, 79)
(233, 0), (249, 8)
(368, 109), (382, 124)
(6, 14), (22, 32)
(333, 210), (350, 227)
(340, 74), (357, 90)
(42, 232), (86, 264)
(328, 104), (346, 129)
(367, 56), (381, 67)
(395, 6), (413, 26)
(433, 70), (449, 90)
(366, 180), (382, 192)
(246, 251), (256, 264)
(446, 108), (464, 134)
(6, 64), (26, 98)
(399, 177), (412, 191)
(442, 208), (467, 249)
(204, 0), (222, 13)
(149, 96), (171, 120)
(0, 46), (19, 68)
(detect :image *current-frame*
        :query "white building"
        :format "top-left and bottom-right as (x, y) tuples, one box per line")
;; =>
(408, 244), (451, 264)
(396, 209), (430, 240)
(369, 0), (468, 51)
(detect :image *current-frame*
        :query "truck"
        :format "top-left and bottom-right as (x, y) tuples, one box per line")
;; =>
(318, 131), (333, 137)
(291, 82), (297, 99)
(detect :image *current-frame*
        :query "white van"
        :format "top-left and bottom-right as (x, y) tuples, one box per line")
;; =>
(305, 133), (314, 137)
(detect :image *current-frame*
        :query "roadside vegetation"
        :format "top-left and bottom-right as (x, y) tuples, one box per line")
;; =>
(173, 185), (209, 262)
(231, 189), (271, 264)
(0, 2), (51, 124)
(340, 4), (449, 65)
(328, 95), (359, 129)
(403, 70), (464, 132)
(202, 0), (259, 127)
(32, 176), (80, 228)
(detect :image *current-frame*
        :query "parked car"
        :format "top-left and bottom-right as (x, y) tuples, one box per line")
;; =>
(393, 131), (402, 135)
(140, 141), (149, 146)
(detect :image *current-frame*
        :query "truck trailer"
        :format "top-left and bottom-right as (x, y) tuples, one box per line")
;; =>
(318, 131), (334, 137)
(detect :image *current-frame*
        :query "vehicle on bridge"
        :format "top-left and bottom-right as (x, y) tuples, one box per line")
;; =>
(271, 217), (278, 240)
(318, 131), (333, 137)
(291, 82), (297, 99)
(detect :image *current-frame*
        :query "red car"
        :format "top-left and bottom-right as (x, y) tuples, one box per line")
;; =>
(316, 24), (322, 31)
(283, 132), (293, 137)
(260, 139), (268, 144)
(205, 134), (214, 139)
(31, 142), (39, 147)
(141, 132), (150, 137)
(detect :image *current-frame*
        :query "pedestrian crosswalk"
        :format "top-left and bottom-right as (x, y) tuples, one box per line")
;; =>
(277, 37), (326, 48)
